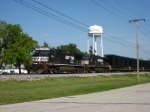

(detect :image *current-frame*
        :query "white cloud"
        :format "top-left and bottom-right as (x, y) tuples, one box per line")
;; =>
(41, 34), (50, 37)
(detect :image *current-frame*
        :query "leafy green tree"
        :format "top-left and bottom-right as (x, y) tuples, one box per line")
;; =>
(41, 42), (50, 48)
(57, 43), (83, 54)
(89, 46), (93, 55)
(0, 23), (38, 74)
(139, 58), (143, 60)
(89, 46), (96, 55)
(0, 20), (7, 30)
(0, 20), (7, 68)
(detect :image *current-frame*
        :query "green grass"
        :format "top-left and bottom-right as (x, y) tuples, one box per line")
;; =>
(0, 74), (150, 105)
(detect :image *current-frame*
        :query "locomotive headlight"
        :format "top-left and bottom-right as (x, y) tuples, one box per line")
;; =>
(98, 59), (103, 62)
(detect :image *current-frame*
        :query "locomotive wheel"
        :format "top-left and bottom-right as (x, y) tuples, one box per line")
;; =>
(38, 68), (44, 73)
(53, 70), (58, 74)
(77, 70), (80, 73)
(88, 69), (92, 73)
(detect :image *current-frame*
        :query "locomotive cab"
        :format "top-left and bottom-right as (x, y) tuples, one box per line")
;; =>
(31, 47), (50, 73)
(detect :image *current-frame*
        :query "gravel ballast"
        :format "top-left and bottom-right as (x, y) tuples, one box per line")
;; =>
(0, 72), (149, 81)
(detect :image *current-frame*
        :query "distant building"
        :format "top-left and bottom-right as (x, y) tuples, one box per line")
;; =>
(0, 64), (27, 74)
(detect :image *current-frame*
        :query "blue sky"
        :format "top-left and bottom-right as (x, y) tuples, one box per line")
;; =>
(0, 0), (150, 59)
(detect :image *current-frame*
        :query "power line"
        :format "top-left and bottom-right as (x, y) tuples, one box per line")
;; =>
(91, 0), (127, 20)
(104, 32), (150, 55)
(100, 0), (150, 39)
(31, 0), (150, 54)
(114, 0), (141, 18)
(140, 46), (150, 55)
(115, 0), (150, 36)
(104, 33), (136, 46)
(101, 0), (150, 36)
(91, 0), (150, 38)
(14, 0), (87, 32)
(103, 36), (136, 48)
(100, 0), (134, 19)
(92, 0), (150, 49)
(34, 0), (146, 45)
(139, 27), (150, 41)
(33, 0), (150, 51)
(145, 21), (150, 29)
(139, 23), (150, 34)
(33, 0), (89, 27)
(14, 0), (150, 57)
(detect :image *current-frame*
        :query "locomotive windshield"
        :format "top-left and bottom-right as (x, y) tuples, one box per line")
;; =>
(82, 54), (90, 60)
(36, 50), (50, 54)
(35, 48), (50, 55)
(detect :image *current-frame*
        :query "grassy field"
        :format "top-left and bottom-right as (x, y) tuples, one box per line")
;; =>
(0, 74), (150, 105)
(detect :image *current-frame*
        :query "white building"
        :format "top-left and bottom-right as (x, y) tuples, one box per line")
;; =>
(0, 64), (27, 74)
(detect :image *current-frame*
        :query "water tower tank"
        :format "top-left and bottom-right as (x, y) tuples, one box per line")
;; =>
(88, 25), (103, 37)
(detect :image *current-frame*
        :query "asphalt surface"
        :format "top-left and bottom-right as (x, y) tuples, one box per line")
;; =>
(0, 83), (150, 112)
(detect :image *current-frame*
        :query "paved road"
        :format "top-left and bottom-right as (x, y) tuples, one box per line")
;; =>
(0, 83), (150, 112)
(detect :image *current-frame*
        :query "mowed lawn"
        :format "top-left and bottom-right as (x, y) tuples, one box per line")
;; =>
(0, 74), (150, 105)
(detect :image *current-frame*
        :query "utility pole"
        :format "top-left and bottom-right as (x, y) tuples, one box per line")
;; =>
(129, 19), (145, 82)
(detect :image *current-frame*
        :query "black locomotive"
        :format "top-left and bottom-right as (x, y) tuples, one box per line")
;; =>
(31, 48), (150, 73)
(31, 48), (109, 73)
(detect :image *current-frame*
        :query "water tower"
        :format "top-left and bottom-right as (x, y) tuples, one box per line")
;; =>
(88, 25), (103, 56)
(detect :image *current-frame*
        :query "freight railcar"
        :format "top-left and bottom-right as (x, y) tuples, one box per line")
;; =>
(105, 54), (150, 71)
